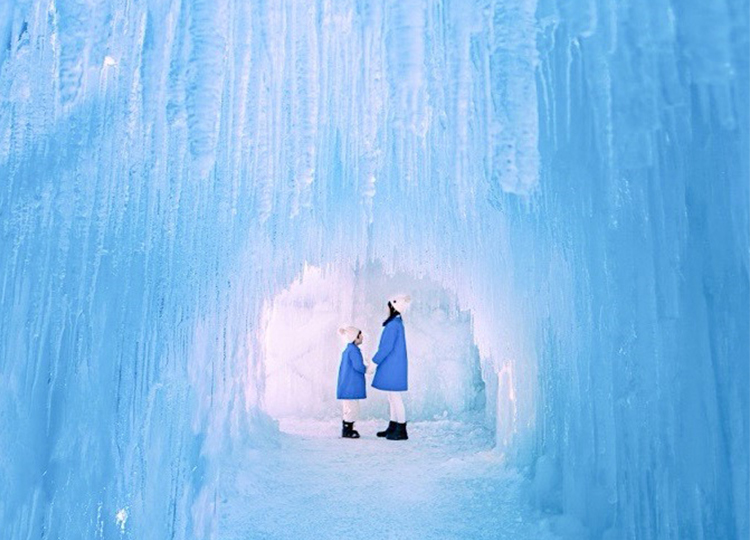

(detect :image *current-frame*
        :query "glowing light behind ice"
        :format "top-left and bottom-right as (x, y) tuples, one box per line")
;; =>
(0, 0), (747, 539)
(261, 264), (486, 421)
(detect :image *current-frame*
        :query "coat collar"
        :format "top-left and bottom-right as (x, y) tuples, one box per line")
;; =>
(383, 313), (402, 327)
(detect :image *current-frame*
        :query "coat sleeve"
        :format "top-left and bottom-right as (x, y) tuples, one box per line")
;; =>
(349, 347), (366, 374)
(372, 323), (398, 365)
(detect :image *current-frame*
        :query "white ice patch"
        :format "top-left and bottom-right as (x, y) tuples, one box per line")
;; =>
(115, 508), (128, 533)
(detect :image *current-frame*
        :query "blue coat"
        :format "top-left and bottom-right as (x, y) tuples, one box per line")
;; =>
(336, 343), (367, 399)
(372, 315), (408, 391)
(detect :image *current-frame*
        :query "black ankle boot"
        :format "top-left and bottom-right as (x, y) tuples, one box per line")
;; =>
(377, 421), (397, 438)
(386, 422), (408, 441)
(342, 421), (360, 439)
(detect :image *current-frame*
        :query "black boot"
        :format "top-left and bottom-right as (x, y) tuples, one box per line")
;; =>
(377, 421), (397, 438)
(342, 421), (360, 439)
(386, 422), (408, 441)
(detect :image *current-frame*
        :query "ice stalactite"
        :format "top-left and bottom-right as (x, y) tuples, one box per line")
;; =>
(0, 0), (746, 538)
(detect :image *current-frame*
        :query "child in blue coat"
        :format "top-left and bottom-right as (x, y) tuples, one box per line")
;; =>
(372, 295), (411, 441)
(337, 326), (368, 438)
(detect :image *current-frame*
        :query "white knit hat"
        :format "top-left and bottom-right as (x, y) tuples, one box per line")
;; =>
(338, 326), (361, 342)
(390, 294), (412, 313)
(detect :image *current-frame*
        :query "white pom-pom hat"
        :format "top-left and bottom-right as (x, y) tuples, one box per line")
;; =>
(389, 294), (412, 313)
(338, 326), (361, 342)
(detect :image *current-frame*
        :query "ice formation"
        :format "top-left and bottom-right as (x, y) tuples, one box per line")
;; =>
(0, 0), (747, 539)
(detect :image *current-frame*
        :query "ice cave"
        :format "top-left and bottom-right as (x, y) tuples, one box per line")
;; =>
(0, 0), (747, 539)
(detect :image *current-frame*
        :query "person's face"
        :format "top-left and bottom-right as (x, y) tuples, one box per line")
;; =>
(354, 331), (363, 345)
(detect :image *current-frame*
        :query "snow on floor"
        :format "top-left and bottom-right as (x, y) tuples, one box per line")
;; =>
(219, 418), (560, 540)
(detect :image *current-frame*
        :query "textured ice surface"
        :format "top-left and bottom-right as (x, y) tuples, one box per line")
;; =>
(0, 0), (747, 539)
(219, 418), (560, 540)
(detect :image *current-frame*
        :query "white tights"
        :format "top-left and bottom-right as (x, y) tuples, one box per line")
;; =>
(387, 391), (406, 423)
(342, 400), (360, 422)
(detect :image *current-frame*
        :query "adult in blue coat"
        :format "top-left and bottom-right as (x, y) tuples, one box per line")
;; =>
(372, 295), (411, 441)
(336, 326), (366, 438)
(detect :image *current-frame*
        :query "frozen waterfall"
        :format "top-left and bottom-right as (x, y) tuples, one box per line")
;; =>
(0, 0), (747, 538)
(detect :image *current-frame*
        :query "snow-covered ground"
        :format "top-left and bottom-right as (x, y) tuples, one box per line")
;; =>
(219, 419), (560, 540)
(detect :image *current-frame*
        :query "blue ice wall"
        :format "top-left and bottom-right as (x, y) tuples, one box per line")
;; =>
(0, 0), (747, 539)
(526, 1), (749, 537)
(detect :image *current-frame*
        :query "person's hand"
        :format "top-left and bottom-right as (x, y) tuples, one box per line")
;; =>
(366, 364), (376, 375)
